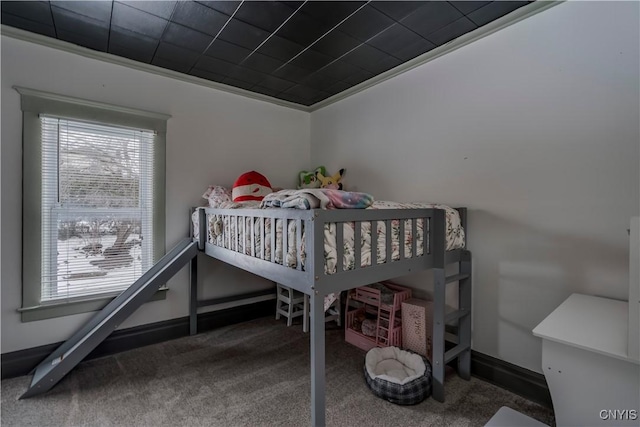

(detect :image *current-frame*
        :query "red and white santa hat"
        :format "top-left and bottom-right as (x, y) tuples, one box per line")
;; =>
(232, 171), (273, 202)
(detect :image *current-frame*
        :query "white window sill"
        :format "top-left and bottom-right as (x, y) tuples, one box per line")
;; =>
(18, 287), (168, 322)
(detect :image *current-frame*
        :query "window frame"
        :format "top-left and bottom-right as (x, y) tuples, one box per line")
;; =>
(17, 87), (170, 322)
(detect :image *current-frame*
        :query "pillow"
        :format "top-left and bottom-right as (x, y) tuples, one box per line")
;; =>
(202, 185), (232, 208)
(232, 171), (273, 202)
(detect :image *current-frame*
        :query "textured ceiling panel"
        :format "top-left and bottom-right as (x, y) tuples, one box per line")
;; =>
(1, 0), (533, 107)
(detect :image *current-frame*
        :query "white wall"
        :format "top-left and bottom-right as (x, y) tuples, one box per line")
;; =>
(2, 1), (638, 377)
(1, 36), (310, 353)
(310, 1), (640, 372)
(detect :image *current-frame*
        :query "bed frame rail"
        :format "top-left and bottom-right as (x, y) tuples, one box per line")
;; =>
(194, 207), (447, 295)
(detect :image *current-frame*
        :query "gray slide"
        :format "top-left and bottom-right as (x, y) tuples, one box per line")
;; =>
(21, 238), (199, 399)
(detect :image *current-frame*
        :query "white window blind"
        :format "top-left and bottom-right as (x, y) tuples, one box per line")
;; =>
(40, 116), (155, 301)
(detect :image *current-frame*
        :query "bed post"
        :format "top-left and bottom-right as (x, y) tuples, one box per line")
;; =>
(310, 290), (326, 427)
(432, 268), (446, 402)
(189, 253), (198, 335)
(457, 207), (467, 238)
(458, 251), (472, 380)
(308, 211), (326, 427)
(456, 207), (471, 379)
(197, 207), (206, 251)
(190, 208), (205, 336)
(431, 209), (447, 402)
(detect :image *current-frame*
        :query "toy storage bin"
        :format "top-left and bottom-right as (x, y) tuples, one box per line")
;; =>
(345, 281), (412, 351)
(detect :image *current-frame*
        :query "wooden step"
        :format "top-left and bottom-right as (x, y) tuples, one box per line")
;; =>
(445, 273), (470, 284)
(445, 308), (470, 323)
(444, 343), (471, 364)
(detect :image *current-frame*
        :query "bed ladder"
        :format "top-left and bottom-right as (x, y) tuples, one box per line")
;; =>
(431, 250), (472, 402)
(21, 238), (199, 399)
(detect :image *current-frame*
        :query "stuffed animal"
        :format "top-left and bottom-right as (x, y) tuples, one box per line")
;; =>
(298, 166), (326, 189)
(232, 171), (273, 202)
(316, 168), (345, 190)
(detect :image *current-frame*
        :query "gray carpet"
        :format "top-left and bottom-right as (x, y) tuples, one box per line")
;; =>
(1, 317), (554, 426)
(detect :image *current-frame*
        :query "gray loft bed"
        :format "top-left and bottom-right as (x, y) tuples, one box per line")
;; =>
(189, 206), (472, 427)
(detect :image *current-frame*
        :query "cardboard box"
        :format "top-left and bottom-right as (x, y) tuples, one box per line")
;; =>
(401, 298), (433, 360)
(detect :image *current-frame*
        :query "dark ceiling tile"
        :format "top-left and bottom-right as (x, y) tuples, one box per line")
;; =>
(51, 8), (109, 50)
(51, 6), (109, 32)
(374, 55), (403, 74)
(256, 35), (305, 62)
(367, 24), (424, 59)
(154, 41), (201, 67)
(311, 30), (361, 59)
(193, 55), (236, 76)
(309, 91), (331, 105)
(299, 1), (365, 27)
(301, 72), (340, 91)
(241, 53), (284, 74)
(337, 5), (395, 42)
(171, 1), (229, 36)
(0, 0), (520, 108)
(394, 37), (436, 61)
(222, 76), (255, 91)
(218, 18), (271, 50)
(275, 11), (331, 46)
(234, 1), (297, 32)
(1, 12), (56, 37)
(272, 63), (313, 83)
(190, 67), (227, 83)
(161, 22), (213, 52)
(109, 43), (152, 63)
(426, 16), (477, 46)
(205, 39), (251, 64)
(325, 80), (353, 95)
(152, 56), (194, 73)
(282, 84), (325, 101)
(251, 85), (282, 98)
(320, 60), (361, 81)
(1, 1), (53, 25)
(281, 2), (304, 10)
(258, 75), (296, 92)
(278, 92), (306, 105)
(371, 1), (427, 21)
(57, 29), (108, 51)
(109, 42), (155, 63)
(109, 27), (157, 62)
(289, 49), (335, 71)
(196, 1), (241, 17)
(342, 44), (399, 74)
(342, 69), (374, 86)
(401, 2), (463, 38)
(228, 65), (266, 85)
(112, 3), (168, 39)
(467, 1), (530, 26)
(449, 1), (491, 15)
(117, 1), (177, 19)
(51, 1), (112, 22)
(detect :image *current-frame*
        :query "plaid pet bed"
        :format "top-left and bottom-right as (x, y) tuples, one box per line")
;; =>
(363, 350), (432, 405)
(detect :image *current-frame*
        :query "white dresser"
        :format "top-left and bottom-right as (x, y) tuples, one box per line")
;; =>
(533, 293), (640, 426)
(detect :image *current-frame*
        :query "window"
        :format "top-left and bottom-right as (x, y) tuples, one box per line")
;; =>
(41, 117), (155, 301)
(18, 87), (170, 321)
